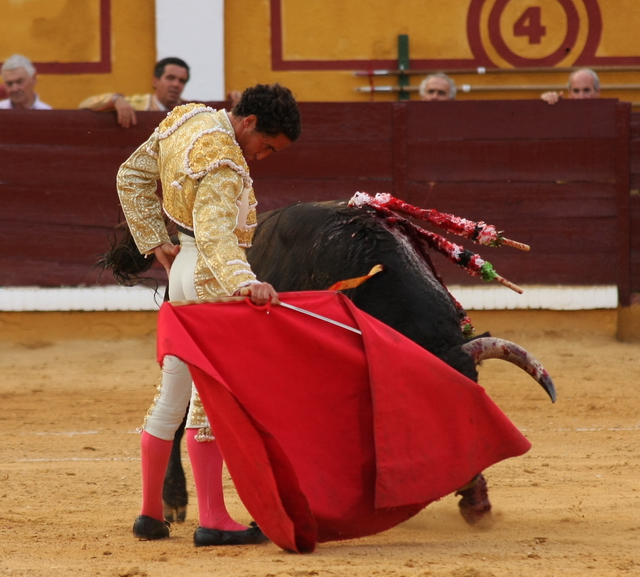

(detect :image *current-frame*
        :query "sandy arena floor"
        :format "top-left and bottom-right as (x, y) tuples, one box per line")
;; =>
(0, 309), (639, 577)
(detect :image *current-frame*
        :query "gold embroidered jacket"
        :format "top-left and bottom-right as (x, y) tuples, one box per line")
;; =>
(116, 104), (258, 300)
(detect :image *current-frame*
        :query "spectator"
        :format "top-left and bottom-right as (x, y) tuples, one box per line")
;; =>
(541, 68), (600, 105)
(419, 73), (456, 101)
(0, 54), (52, 110)
(78, 57), (190, 127)
(227, 90), (242, 108)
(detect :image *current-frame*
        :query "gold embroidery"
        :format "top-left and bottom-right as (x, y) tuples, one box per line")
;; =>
(190, 164), (257, 299)
(234, 226), (254, 247)
(186, 391), (209, 428)
(188, 131), (248, 176)
(116, 133), (170, 254)
(140, 374), (164, 431)
(117, 107), (258, 296)
(158, 102), (206, 135)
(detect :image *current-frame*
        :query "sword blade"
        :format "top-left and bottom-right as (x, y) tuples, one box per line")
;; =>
(279, 301), (362, 335)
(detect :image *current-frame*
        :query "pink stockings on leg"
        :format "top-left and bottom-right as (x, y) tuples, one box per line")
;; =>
(186, 428), (247, 531)
(140, 431), (173, 522)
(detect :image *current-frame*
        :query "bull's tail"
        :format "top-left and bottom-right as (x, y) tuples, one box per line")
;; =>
(95, 220), (172, 303)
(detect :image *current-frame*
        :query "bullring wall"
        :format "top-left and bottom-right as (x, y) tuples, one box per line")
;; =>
(1, 99), (636, 306)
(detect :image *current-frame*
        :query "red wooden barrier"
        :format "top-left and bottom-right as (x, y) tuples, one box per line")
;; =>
(629, 112), (640, 300)
(0, 100), (635, 304)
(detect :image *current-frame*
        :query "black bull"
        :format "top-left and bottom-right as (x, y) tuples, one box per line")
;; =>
(159, 199), (556, 525)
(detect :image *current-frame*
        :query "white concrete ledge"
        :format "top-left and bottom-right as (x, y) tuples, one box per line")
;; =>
(0, 286), (167, 312)
(0, 285), (618, 312)
(448, 285), (618, 311)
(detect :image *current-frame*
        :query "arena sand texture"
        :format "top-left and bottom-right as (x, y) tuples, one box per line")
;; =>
(0, 309), (639, 577)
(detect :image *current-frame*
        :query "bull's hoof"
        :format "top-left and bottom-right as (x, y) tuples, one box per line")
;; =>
(193, 522), (269, 547)
(455, 473), (491, 525)
(162, 473), (188, 523)
(163, 503), (187, 524)
(133, 515), (170, 540)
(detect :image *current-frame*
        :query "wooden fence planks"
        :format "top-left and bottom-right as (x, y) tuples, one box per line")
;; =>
(1, 101), (636, 302)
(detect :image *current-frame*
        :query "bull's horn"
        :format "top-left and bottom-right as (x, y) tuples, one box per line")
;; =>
(461, 337), (556, 403)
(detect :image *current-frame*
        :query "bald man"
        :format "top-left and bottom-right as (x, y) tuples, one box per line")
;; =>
(541, 69), (600, 105)
(419, 73), (457, 101)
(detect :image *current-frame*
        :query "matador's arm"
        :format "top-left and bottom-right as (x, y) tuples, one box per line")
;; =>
(192, 166), (258, 296)
(115, 133), (171, 254)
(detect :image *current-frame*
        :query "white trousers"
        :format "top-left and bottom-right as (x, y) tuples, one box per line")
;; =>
(143, 234), (202, 440)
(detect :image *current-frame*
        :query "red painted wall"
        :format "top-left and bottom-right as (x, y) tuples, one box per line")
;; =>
(1, 100), (635, 303)
(629, 113), (640, 299)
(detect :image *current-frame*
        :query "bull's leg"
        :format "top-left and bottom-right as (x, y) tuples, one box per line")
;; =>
(455, 473), (491, 524)
(162, 414), (188, 523)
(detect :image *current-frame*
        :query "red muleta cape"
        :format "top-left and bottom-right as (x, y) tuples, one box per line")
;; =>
(157, 290), (530, 553)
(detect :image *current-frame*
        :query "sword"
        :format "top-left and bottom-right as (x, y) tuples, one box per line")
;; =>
(279, 301), (362, 335)
(171, 297), (362, 335)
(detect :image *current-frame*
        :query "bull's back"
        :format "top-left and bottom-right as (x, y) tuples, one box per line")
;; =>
(248, 200), (477, 380)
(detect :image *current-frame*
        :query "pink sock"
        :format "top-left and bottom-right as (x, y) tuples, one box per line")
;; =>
(186, 429), (247, 531)
(140, 431), (173, 522)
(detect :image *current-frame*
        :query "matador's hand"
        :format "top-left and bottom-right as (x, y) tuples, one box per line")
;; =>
(234, 282), (280, 305)
(153, 242), (180, 276)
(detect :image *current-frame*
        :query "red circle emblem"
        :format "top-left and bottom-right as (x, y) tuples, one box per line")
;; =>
(466, 0), (603, 68)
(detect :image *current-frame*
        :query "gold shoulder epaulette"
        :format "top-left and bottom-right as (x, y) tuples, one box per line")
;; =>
(187, 129), (249, 178)
(157, 103), (210, 138)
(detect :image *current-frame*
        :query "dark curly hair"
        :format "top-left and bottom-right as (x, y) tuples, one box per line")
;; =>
(232, 83), (301, 142)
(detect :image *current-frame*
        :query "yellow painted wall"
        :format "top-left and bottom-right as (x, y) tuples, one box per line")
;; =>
(225, 0), (364, 102)
(0, 0), (157, 109)
(224, 0), (640, 105)
(0, 0), (102, 62)
(2, 0), (640, 108)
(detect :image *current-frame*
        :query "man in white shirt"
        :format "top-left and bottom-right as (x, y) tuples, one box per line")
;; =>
(0, 54), (52, 110)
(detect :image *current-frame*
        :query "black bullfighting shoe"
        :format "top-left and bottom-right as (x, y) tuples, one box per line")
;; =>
(193, 522), (269, 547)
(132, 515), (170, 540)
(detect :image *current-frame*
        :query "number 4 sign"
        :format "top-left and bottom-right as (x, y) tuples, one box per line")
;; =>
(514, 6), (546, 44)
(467, 0), (603, 67)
